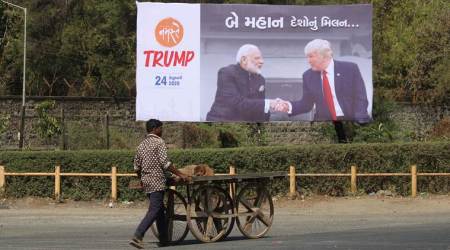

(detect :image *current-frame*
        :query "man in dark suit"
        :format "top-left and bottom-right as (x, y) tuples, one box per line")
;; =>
(275, 39), (371, 142)
(206, 44), (280, 122)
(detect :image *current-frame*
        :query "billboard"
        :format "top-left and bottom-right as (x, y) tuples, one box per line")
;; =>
(136, 2), (372, 123)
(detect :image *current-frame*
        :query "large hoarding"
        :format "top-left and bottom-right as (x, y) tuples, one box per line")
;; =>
(136, 2), (372, 123)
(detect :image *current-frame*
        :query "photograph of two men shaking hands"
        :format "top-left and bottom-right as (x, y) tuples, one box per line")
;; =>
(206, 39), (371, 124)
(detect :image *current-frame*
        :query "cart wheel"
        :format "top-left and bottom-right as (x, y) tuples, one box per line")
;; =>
(187, 185), (235, 243)
(151, 189), (189, 244)
(236, 183), (274, 239)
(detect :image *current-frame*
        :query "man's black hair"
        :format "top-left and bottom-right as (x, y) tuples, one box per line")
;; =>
(146, 119), (163, 133)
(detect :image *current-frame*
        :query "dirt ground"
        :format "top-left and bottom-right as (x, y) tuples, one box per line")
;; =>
(1, 193), (449, 214)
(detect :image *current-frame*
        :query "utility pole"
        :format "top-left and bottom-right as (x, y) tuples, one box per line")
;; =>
(1, 1), (27, 149)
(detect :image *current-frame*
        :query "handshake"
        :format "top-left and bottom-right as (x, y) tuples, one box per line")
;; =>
(269, 98), (291, 113)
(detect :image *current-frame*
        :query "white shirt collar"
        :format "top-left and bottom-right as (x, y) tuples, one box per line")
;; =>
(325, 59), (334, 75)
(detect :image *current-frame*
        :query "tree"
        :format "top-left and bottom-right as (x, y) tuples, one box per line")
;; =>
(0, 0), (448, 105)
(0, 2), (24, 95)
(1, 0), (136, 97)
(372, 0), (450, 104)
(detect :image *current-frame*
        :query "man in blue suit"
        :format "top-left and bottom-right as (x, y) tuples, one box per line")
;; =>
(275, 39), (371, 142)
(284, 39), (370, 122)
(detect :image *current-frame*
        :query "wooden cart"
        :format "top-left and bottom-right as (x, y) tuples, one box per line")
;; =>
(151, 172), (287, 244)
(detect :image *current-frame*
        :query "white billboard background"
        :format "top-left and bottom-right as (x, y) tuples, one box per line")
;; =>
(136, 3), (372, 122)
(136, 2), (200, 121)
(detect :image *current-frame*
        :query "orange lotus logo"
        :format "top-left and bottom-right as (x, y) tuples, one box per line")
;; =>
(144, 17), (194, 67)
(155, 17), (184, 48)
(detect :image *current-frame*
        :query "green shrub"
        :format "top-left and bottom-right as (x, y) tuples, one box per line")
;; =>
(35, 100), (61, 140)
(218, 130), (239, 148)
(181, 123), (217, 148)
(246, 123), (268, 146)
(0, 142), (448, 200)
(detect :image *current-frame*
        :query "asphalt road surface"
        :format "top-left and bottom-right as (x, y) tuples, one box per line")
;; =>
(1, 195), (449, 250)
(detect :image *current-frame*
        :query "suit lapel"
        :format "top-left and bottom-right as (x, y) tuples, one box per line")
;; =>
(312, 71), (328, 117)
(236, 64), (250, 95)
(334, 60), (344, 103)
(312, 71), (323, 100)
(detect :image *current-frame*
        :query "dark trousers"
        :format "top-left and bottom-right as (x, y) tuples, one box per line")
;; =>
(333, 121), (347, 143)
(134, 190), (168, 243)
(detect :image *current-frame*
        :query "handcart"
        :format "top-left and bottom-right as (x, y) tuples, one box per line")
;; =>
(150, 172), (287, 244)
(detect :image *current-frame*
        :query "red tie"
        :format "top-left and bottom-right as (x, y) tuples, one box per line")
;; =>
(322, 70), (337, 121)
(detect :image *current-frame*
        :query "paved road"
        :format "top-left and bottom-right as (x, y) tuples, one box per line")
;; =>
(1, 196), (449, 250)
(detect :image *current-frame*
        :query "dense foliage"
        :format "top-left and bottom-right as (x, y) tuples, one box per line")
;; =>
(35, 100), (61, 139)
(0, 142), (448, 200)
(0, 0), (448, 104)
